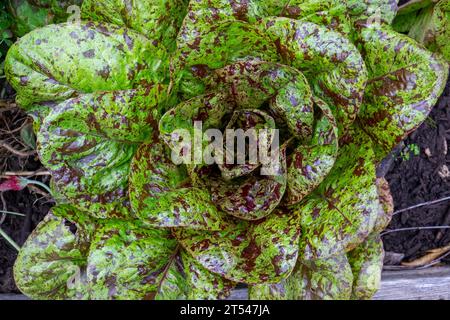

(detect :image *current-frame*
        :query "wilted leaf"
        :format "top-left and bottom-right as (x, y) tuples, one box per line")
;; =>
(402, 244), (450, 267)
(20, 122), (36, 149)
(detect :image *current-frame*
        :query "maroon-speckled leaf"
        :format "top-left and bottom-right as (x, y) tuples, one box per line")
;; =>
(14, 206), (92, 300)
(346, 0), (399, 26)
(37, 87), (166, 219)
(294, 125), (381, 260)
(174, 207), (301, 284)
(249, 253), (353, 300)
(86, 219), (235, 300)
(128, 139), (226, 230)
(256, 17), (367, 134)
(357, 25), (448, 158)
(81, 0), (189, 52)
(286, 97), (338, 205)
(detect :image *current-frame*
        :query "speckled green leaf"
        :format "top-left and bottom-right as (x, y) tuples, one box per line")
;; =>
(5, 21), (168, 109)
(81, 0), (189, 52)
(257, 17), (367, 133)
(346, 0), (398, 26)
(294, 125), (380, 260)
(393, 0), (450, 62)
(173, 20), (279, 99)
(357, 25), (448, 157)
(178, 0), (268, 44)
(274, 0), (352, 35)
(87, 219), (235, 300)
(205, 61), (315, 139)
(86, 220), (184, 300)
(347, 234), (384, 300)
(174, 207), (301, 284)
(180, 250), (236, 300)
(286, 97), (338, 205)
(249, 253), (353, 300)
(37, 87), (166, 219)
(14, 206), (91, 300)
(128, 139), (225, 230)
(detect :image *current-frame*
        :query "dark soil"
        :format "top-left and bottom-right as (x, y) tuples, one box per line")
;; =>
(0, 79), (53, 293)
(384, 76), (450, 264)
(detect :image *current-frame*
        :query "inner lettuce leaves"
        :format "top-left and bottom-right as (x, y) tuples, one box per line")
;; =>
(5, 0), (449, 300)
(393, 0), (450, 62)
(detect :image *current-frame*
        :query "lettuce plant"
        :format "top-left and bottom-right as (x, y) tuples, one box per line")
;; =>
(5, 0), (449, 300)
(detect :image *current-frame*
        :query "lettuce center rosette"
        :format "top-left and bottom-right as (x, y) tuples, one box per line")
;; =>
(5, 0), (450, 300)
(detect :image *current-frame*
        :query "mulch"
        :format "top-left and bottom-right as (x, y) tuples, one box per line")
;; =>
(384, 77), (450, 264)
(0, 80), (53, 293)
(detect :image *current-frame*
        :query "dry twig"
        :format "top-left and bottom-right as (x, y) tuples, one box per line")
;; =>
(0, 140), (36, 157)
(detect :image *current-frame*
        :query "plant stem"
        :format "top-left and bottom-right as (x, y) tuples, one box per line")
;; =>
(0, 209), (25, 217)
(23, 179), (52, 196)
(381, 226), (450, 236)
(393, 195), (450, 216)
(0, 227), (20, 251)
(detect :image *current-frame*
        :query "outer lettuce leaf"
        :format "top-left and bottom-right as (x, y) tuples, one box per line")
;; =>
(249, 253), (353, 300)
(257, 18), (367, 133)
(8, 0), (83, 37)
(249, 164), (395, 300)
(174, 207), (301, 284)
(86, 220), (184, 300)
(356, 25), (448, 157)
(15, 206), (235, 300)
(5, 21), (168, 108)
(37, 87), (166, 219)
(87, 219), (235, 300)
(81, 0), (189, 52)
(295, 125), (381, 260)
(347, 234), (384, 300)
(346, 0), (398, 25)
(274, 0), (352, 35)
(14, 206), (91, 300)
(129, 139), (226, 230)
(5, 22), (170, 218)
